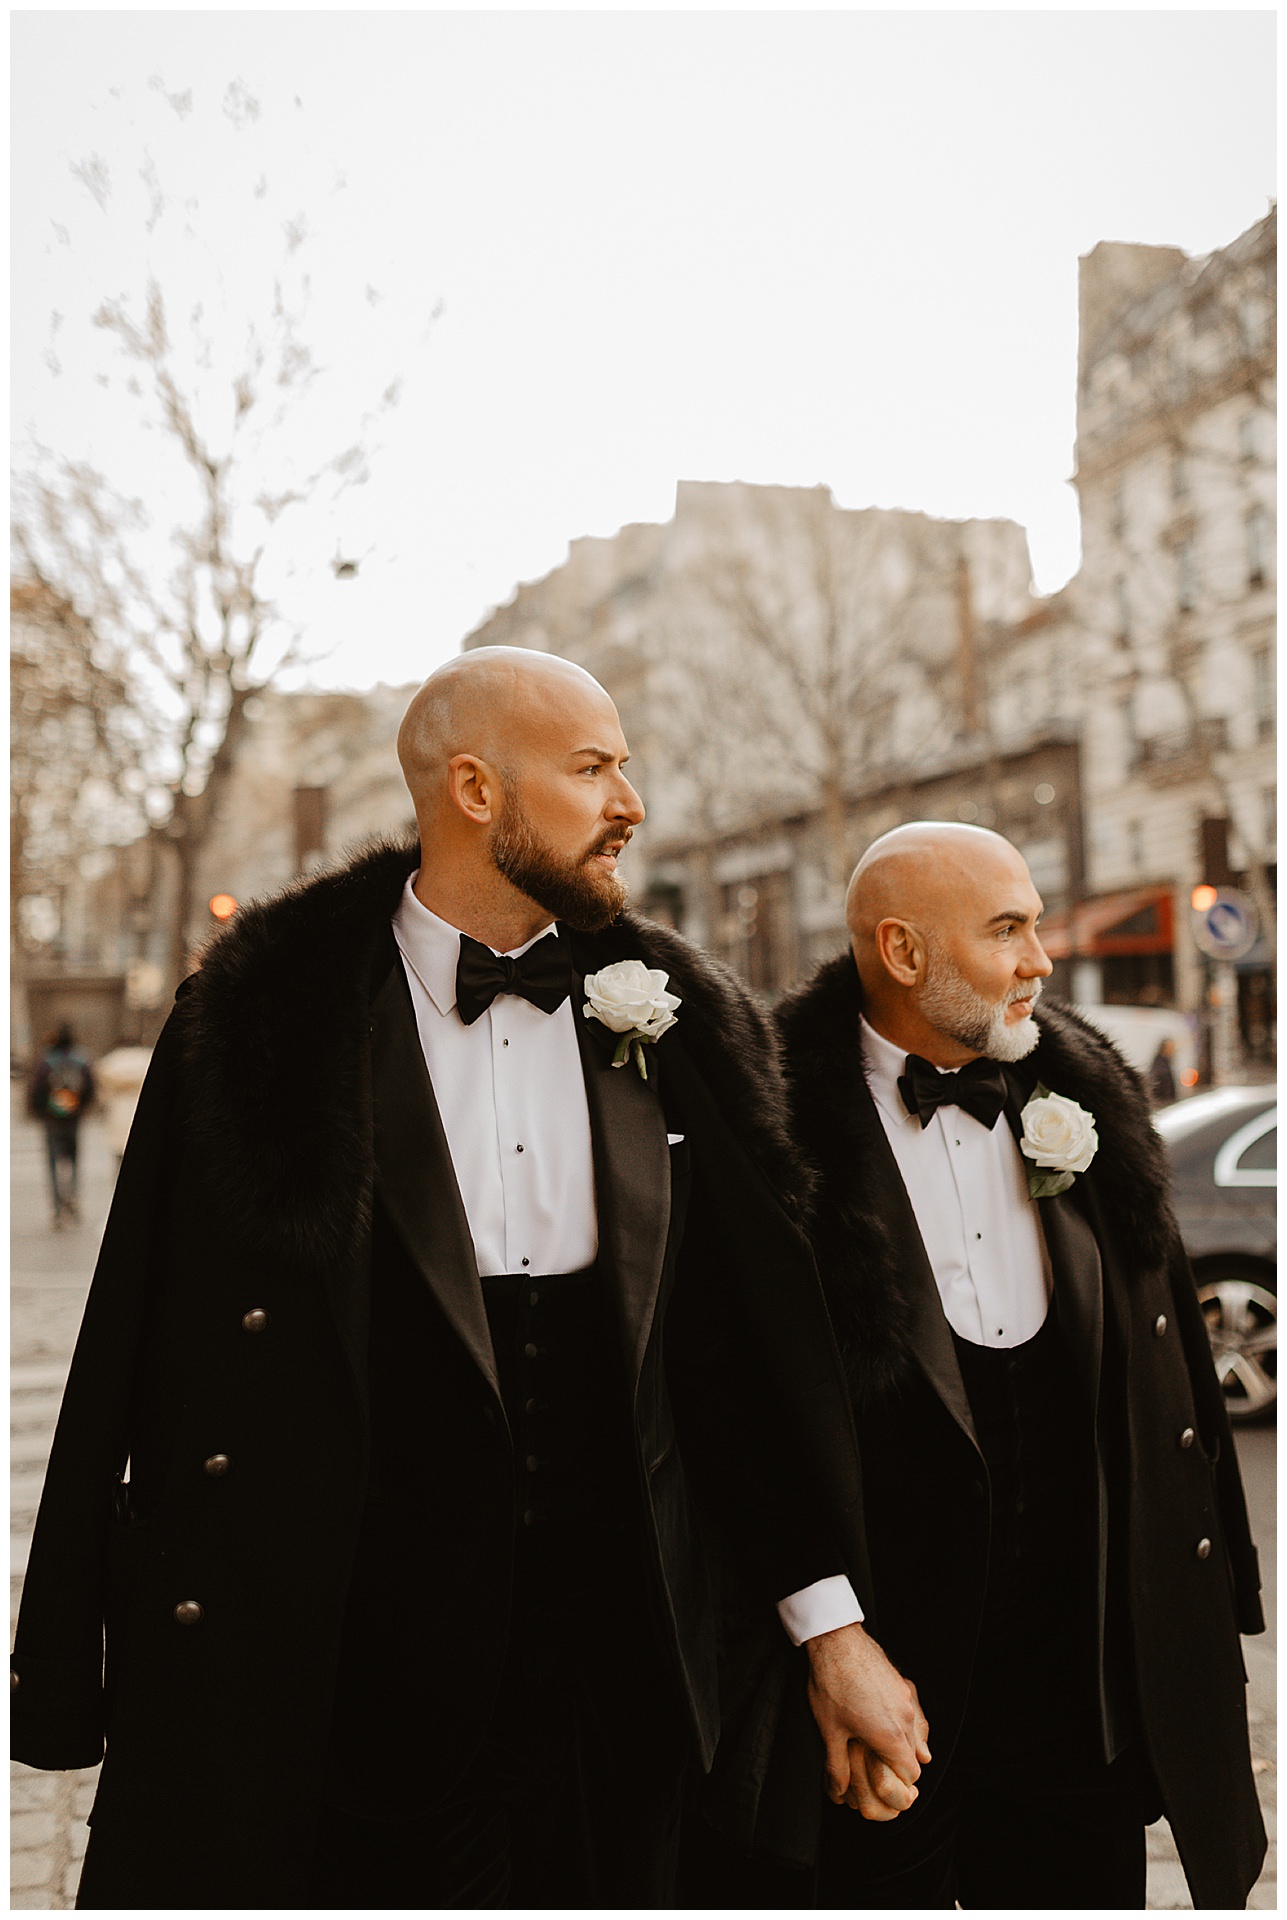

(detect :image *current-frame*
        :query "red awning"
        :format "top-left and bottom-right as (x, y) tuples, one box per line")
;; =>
(1040, 887), (1174, 960)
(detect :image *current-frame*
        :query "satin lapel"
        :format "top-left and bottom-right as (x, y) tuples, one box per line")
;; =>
(369, 956), (499, 1399)
(1002, 1067), (1103, 1415)
(573, 998), (670, 1385)
(861, 1090), (978, 1450)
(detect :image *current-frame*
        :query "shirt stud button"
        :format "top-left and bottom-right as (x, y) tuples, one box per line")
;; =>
(516, 1143), (525, 1154)
(521, 1257), (530, 1268)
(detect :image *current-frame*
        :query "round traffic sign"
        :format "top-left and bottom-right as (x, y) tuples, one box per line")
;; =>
(1191, 887), (1259, 961)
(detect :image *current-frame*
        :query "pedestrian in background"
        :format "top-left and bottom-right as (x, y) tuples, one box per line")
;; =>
(93, 1044), (154, 1165)
(1148, 1035), (1179, 1106)
(27, 1023), (95, 1229)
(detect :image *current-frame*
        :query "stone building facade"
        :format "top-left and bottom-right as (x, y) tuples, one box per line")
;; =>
(463, 479), (1058, 987)
(1068, 207), (1276, 1066)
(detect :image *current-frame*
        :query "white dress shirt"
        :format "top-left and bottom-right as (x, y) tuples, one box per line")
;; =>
(861, 1017), (1050, 1347)
(391, 876), (860, 1643)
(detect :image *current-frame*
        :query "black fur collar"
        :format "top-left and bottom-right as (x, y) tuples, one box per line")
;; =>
(175, 836), (808, 1271)
(774, 950), (1179, 1402)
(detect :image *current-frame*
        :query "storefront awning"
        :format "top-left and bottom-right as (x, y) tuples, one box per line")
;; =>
(1040, 887), (1174, 960)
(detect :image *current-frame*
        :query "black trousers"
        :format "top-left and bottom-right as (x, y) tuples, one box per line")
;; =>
(306, 1596), (690, 1909)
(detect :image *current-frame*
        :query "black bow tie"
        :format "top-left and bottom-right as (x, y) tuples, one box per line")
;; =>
(455, 932), (573, 1027)
(898, 1053), (1009, 1131)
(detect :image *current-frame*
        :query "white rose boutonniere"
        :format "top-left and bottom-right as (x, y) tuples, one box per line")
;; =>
(582, 960), (681, 1081)
(1019, 1085), (1099, 1200)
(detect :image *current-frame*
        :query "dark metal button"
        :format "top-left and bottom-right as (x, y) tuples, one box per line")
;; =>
(174, 1601), (204, 1627)
(525, 1397), (539, 1415)
(524, 1342), (538, 1360)
(1179, 1427), (1195, 1450)
(1154, 1314), (1168, 1337)
(529, 1291), (540, 1307)
(202, 1453), (231, 1477)
(521, 1257), (530, 1267)
(1195, 1538), (1212, 1561)
(522, 1508), (537, 1528)
(241, 1309), (269, 1334)
(516, 1143), (525, 1154)
(10, 1670), (18, 1694)
(526, 1455), (539, 1473)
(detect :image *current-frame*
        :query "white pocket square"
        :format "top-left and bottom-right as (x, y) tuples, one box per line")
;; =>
(667, 1133), (685, 1147)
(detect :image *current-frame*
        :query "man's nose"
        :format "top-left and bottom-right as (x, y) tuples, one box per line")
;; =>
(1025, 933), (1054, 978)
(612, 777), (645, 827)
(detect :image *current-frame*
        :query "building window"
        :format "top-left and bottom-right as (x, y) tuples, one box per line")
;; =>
(1265, 788), (1277, 854)
(1246, 508), (1270, 590)
(1114, 578), (1131, 640)
(1109, 487), (1126, 540)
(1170, 451), (1188, 502)
(1175, 540), (1198, 613)
(1239, 413), (1258, 463)
(1250, 644), (1274, 742)
(1127, 821), (1144, 873)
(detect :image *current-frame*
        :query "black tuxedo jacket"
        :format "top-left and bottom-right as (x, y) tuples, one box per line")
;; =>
(773, 954), (1266, 1910)
(10, 840), (867, 1909)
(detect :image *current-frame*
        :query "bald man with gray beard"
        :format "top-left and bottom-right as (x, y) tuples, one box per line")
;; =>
(763, 824), (1265, 1910)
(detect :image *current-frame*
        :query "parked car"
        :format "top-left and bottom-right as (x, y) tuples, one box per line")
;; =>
(1153, 1086), (1277, 1423)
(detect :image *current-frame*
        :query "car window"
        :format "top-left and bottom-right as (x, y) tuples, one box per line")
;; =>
(1213, 1110), (1277, 1188)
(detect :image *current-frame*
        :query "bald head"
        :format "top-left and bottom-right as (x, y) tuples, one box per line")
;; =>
(846, 822), (1052, 1067)
(397, 646), (614, 806)
(846, 824), (1032, 962)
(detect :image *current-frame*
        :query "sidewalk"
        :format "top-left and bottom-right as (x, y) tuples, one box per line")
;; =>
(9, 1092), (1278, 1908)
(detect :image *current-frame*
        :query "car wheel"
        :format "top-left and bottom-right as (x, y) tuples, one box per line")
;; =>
(1194, 1255), (1277, 1425)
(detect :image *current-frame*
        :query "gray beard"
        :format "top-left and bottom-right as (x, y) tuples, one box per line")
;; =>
(917, 939), (1042, 1063)
(490, 782), (627, 933)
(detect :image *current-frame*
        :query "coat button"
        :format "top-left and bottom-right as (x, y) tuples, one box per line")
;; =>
(10, 1670), (18, 1694)
(173, 1601), (204, 1626)
(522, 1508), (537, 1528)
(241, 1309), (269, 1334)
(524, 1342), (538, 1360)
(202, 1453), (231, 1477)
(1195, 1538), (1212, 1561)
(1179, 1427), (1195, 1450)
(1154, 1314), (1168, 1337)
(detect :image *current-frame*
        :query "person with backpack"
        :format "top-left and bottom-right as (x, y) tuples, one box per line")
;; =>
(28, 1023), (95, 1228)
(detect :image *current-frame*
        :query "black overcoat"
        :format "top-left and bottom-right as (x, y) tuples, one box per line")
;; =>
(774, 953), (1266, 1910)
(10, 841), (868, 1910)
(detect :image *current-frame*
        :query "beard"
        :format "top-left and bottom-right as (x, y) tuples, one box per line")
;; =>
(490, 780), (629, 933)
(918, 935), (1042, 1062)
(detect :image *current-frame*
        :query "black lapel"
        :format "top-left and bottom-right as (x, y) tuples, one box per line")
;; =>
(369, 950), (500, 1400)
(568, 944), (671, 1385)
(861, 1093), (979, 1451)
(1001, 1065), (1103, 1415)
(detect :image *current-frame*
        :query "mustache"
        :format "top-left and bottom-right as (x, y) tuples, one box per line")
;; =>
(1007, 978), (1043, 1008)
(584, 825), (633, 862)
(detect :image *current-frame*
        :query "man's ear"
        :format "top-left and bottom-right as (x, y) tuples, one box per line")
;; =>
(445, 753), (499, 826)
(875, 917), (926, 989)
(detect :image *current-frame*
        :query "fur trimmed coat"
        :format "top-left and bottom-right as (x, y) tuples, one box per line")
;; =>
(10, 840), (865, 1910)
(774, 952), (1265, 1909)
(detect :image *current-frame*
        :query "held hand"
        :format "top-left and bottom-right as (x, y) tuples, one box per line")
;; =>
(843, 1740), (916, 1821)
(805, 1621), (930, 1811)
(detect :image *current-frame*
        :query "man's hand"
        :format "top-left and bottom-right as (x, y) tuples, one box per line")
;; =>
(805, 1621), (930, 1813)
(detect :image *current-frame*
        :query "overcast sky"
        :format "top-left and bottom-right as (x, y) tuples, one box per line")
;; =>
(12, 9), (1277, 692)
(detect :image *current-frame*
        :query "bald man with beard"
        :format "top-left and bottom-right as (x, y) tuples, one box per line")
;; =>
(766, 823), (1265, 1909)
(12, 649), (927, 1911)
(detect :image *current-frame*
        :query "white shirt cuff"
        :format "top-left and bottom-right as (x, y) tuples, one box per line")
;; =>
(776, 1574), (864, 1647)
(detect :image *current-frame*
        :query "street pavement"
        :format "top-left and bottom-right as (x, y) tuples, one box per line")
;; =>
(9, 1092), (1278, 1909)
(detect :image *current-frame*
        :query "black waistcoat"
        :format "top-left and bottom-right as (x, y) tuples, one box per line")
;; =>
(950, 1306), (1103, 1777)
